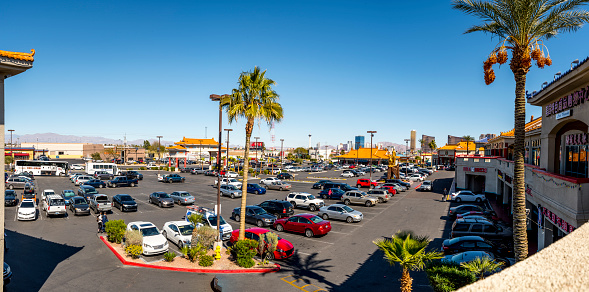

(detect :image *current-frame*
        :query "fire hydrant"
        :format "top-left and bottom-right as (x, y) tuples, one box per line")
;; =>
(214, 245), (221, 260)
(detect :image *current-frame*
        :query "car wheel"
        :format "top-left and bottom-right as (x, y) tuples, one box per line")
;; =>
(162, 230), (167, 239)
(231, 193), (235, 199)
(378, 198), (384, 203)
(290, 201), (296, 208)
(235, 214), (240, 222)
(159, 202), (163, 208)
(356, 184), (361, 188)
(344, 199), (351, 205)
(8, 185), (13, 190)
(130, 183), (135, 187)
(279, 187), (283, 191)
(365, 201), (373, 207)
(321, 194), (326, 199)
(321, 213), (329, 220)
(456, 197), (462, 203)
(346, 216), (354, 223)
(257, 220), (264, 227)
(266, 252), (275, 261)
(305, 229), (314, 238)
(169, 179), (173, 183)
(475, 198), (482, 203)
(254, 190), (259, 195)
(276, 224), (284, 232)
(309, 204), (316, 211)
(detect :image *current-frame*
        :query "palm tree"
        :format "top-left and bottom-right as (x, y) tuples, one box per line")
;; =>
(462, 135), (474, 156)
(221, 66), (283, 241)
(428, 140), (437, 166)
(373, 231), (442, 292)
(453, 0), (589, 262)
(461, 256), (504, 280)
(418, 139), (425, 166)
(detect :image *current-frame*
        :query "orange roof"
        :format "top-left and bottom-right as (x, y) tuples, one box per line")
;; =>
(0, 49), (35, 62)
(438, 141), (477, 151)
(167, 145), (187, 150)
(489, 117), (542, 143)
(174, 137), (219, 145)
(335, 148), (389, 160)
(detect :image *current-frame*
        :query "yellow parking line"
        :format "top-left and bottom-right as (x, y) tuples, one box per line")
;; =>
(281, 276), (327, 292)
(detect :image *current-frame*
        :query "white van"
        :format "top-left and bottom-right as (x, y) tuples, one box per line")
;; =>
(42, 194), (67, 217)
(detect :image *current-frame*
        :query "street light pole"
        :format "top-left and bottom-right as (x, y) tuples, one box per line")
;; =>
(210, 94), (229, 242)
(254, 137), (260, 172)
(225, 129), (232, 172)
(157, 136), (163, 175)
(404, 138), (410, 177)
(8, 129), (14, 171)
(280, 139), (284, 166)
(367, 131), (377, 185)
(198, 140), (203, 172)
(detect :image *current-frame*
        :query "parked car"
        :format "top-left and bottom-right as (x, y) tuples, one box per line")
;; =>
(5, 190), (17, 207)
(265, 181), (292, 191)
(191, 168), (207, 175)
(312, 180), (332, 189)
(229, 227), (294, 260)
(93, 171), (113, 180)
(127, 222), (169, 255)
(441, 236), (513, 257)
(257, 200), (294, 219)
(225, 171), (239, 178)
(286, 192), (325, 211)
(78, 185), (98, 200)
(356, 178), (379, 188)
(215, 178), (242, 189)
(441, 251), (514, 269)
(341, 171), (355, 178)
(456, 211), (500, 221)
(366, 189), (390, 203)
(204, 170), (218, 176)
(451, 218), (513, 241)
(41, 194), (67, 217)
(377, 185), (398, 195)
(61, 190), (76, 206)
(169, 191), (195, 205)
(247, 183), (266, 195)
(149, 192), (174, 208)
(418, 180), (433, 191)
(408, 174), (424, 182)
(5, 177), (33, 190)
(319, 188), (346, 200)
(160, 174), (185, 183)
(451, 190), (487, 203)
(108, 176), (139, 188)
(120, 170), (144, 180)
(273, 214), (332, 237)
(71, 164), (85, 170)
(386, 179), (411, 188)
(341, 191), (378, 207)
(277, 172), (294, 180)
(83, 179), (107, 189)
(112, 194), (138, 212)
(232, 206), (277, 227)
(17, 199), (37, 221)
(260, 177), (281, 186)
(220, 185), (242, 199)
(88, 194), (112, 214)
(318, 204), (363, 223)
(448, 204), (494, 218)
(68, 196), (91, 216)
(322, 182), (358, 192)
(74, 175), (94, 186)
(162, 221), (194, 249)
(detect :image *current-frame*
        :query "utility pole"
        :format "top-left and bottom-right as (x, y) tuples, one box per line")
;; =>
(225, 129), (232, 172)
(254, 137), (260, 171)
(124, 134), (127, 165)
(367, 131), (377, 185)
(280, 139), (284, 166)
(8, 129), (14, 171)
(157, 136), (163, 175)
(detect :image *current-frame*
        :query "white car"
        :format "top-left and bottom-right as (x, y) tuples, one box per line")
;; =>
(215, 178), (242, 189)
(285, 192), (325, 211)
(162, 221), (195, 249)
(147, 162), (158, 168)
(17, 199), (37, 221)
(341, 172), (354, 178)
(260, 177), (281, 185)
(408, 174), (424, 182)
(74, 175), (94, 186)
(127, 221), (169, 255)
(225, 171), (239, 178)
(41, 189), (56, 200)
(71, 164), (85, 170)
(451, 190), (487, 203)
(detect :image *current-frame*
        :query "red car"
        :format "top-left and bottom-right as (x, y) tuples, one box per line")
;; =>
(229, 228), (295, 260)
(356, 179), (379, 188)
(378, 185), (397, 195)
(273, 214), (331, 237)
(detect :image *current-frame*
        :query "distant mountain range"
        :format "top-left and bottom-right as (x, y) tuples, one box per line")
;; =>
(7, 133), (175, 146)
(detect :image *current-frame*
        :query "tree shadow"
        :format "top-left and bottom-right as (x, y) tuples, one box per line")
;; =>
(5, 230), (84, 291)
(279, 251), (335, 286)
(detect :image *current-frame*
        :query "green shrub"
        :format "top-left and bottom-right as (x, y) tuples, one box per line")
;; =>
(125, 229), (143, 247)
(198, 254), (214, 267)
(239, 171), (244, 176)
(181, 244), (206, 263)
(192, 225), (218, 250)
(164, 167), (169, 171)
(426, 261), (476, 292)
(232, 239), (258, 268)
(139, 167), (146, 170)
(152, 167), (158, 170)
(125, 244), (143, 259)
(105, 219), (126, 243)
(263, 170), (269, 175)
(171, 167), (175, 171)
(164, 252), (176, 262)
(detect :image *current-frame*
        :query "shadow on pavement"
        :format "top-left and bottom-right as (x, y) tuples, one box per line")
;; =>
(281, 251), (335, 286)
(5, 230), (83, 291)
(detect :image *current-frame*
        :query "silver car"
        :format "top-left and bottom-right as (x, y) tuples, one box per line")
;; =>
(341, 191), (378, 207)
(318, 204), (363, 223)
(170, 191), (195, 205)
(220, 185), (242, 199)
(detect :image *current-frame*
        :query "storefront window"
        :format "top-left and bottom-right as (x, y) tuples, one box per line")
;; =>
(565, 145), (588, 178)
(532, 147), (540, 166)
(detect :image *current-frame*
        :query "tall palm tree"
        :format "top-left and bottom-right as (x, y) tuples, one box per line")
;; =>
(373, 231), (442, 292)
(462, 135), (474, 156)
(221, 66), (283, 241)
(428, 140), (437, 165)
(453, 0), (589, 262)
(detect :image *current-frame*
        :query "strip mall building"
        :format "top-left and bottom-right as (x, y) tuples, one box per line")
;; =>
(456, 57), (589, 253)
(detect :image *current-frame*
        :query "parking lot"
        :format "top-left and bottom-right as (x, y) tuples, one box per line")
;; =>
(5, 166), (456, 292)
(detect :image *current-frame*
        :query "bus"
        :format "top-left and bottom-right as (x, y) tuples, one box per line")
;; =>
(85, 162), (121, 176)
(15, 160), (69, 176)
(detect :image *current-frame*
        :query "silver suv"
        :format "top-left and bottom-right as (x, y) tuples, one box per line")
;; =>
(341, 191), (378, 207)
(366, 189), (390, 203)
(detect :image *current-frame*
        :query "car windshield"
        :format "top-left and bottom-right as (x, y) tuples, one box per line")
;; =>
(120, 195), (133, 201)
(252, 208), (268, 215)
(141, 227), (160, 237)
(360, 192), (368, 196)
(20, 202), (35, 208)
(227, 185), (238, 190)
(73, 198), (87, 204)
(342, 206), (354, 212)
(85, 188), (97, 194)
(207, 215), (227, 225)
(178, 224), (194, 236)
(229, 179), (238, 182)
(180, 193), (190, 197)
(308, 195), (316, 200)
(63, 191), (75, 198)
(308, 216), (323, 224)
(159, 193), (171, 198)
(423, 181), (431, 185)
(250, 184), (262, 188)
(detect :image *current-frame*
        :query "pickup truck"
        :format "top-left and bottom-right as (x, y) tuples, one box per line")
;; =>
(214, 178), (242, 189)
(120, 171), (144, 180)
(107, 176), (139, 188)
(159, 174), (185, 183)
(88, 194), (112, 213)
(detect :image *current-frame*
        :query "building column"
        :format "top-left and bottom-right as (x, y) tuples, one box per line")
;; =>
(541, 134), (556, 173)
(0, 76), (5, 278)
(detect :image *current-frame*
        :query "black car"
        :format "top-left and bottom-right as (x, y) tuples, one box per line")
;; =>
(323, 182), (358, 192)
(231, 206), (277, 227)
(112, 194), (138, 212)
(83, 179), (107, 189)
(448, 204), (495, 218)
(385, 179), (411, 188)
(121, 171), (144, 180)
(441, 236), (513, 257)
(277, 173), (294, 180)
(312, 180), (332, 189)
(5, 190), (17, 206)
(149, 192), (174, 208)
(68, 196), (91, 216)
(257, 200), (294, 218)
(77, 185), (98, 201)
(4, 262), (12, 286)
(319, 188), (346, 200)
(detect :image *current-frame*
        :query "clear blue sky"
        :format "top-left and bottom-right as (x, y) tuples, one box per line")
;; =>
(3, 1), (589, 148)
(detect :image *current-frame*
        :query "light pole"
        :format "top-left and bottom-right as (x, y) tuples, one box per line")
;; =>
(254, 137), (260, 171)
(198, 139), (203, 171)
(367, 131), (377, 184)
(156, 136), (163, 175)
(404, 138), (410, 176)
(225, 129), (232, 172)
(210, 93), (229, 242)
(280, 139), (284, 166)
(8, 129), (14, 171)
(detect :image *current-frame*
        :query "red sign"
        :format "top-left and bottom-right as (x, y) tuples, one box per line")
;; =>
(542, 207), (575, 233)
(546, 86), (589, 116)
(565, 133), (588, 145)
(463, 167), (487, 173)
(250, 142), (264, 149)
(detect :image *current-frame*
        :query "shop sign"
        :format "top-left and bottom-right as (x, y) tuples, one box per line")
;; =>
(463, 167), (487, 173)
(556, 109), (571, 120)
(525, 185), (533, 197)
(565, 133), (588, 146)
(541, 207), (575, 233)
(546, 86), (588, 117)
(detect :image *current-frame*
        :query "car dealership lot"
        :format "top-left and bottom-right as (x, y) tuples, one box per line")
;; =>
(5, 168), (454, 291)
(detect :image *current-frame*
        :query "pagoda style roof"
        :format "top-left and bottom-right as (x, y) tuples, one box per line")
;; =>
(0, 49), (35, 62)
(174, 137), (219, 146)
(488, 117), (542, 143)
(335, 148), (389, 160)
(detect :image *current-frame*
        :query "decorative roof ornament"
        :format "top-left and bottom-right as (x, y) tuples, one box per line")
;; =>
(0, 49), (35, 62)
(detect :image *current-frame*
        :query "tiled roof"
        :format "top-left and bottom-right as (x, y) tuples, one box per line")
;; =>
(488, 117), (542, 143)
(167, 145), (187, 150)
(335, 148), (390, 160)
(174, 137), (219, 145)
(0, 49), (35, 62)
(439, 141), (476, 151)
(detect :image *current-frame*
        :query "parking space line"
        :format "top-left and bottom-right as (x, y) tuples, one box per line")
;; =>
(281, 276), (328, 292)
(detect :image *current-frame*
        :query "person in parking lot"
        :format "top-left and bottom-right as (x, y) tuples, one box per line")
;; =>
(443, 188), (447, 202)
(97, 213), (103, 233)
(101, 212), (109, 232)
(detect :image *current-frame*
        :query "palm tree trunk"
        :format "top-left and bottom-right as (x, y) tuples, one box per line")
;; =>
(512, 71), (528, 262)
(400, 267), (412, 292)
(238, 118), (254, 241)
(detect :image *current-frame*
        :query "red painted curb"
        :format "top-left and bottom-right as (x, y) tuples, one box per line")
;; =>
(414, 183), (422, 189)
(99, 236), (280, 274)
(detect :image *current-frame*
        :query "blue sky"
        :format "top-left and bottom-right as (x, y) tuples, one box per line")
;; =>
(3, 1), (589, 148)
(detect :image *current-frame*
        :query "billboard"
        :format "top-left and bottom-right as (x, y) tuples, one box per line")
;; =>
(250, 142), (264, 150)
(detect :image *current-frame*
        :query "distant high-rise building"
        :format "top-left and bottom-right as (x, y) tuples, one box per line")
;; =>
(354, 136), (365, 150)
(448, 135), (463, 145)
(347, 141), (353, 151)
(479, 133), (497, 140)
(421, 135), (435, 152)
(410, 130), (417, 152)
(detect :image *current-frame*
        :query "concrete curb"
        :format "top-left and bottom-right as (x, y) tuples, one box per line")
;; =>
(99, 236), (280, 274)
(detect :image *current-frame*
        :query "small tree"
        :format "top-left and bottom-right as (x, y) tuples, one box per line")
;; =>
(91, 152), (102, 161)
(124, 229), (143, 247)
(258, 232), (279, 261)
(105, 220), (126, 244)
(460, 256), (503, 280)
(5, 156), (13, 165)
(192, 225), (218, 249)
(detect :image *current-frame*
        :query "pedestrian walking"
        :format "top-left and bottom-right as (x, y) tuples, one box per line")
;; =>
(442, 188), (448, 202)
(101, 212), (109, 233)
(97, 213), (103, 233)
